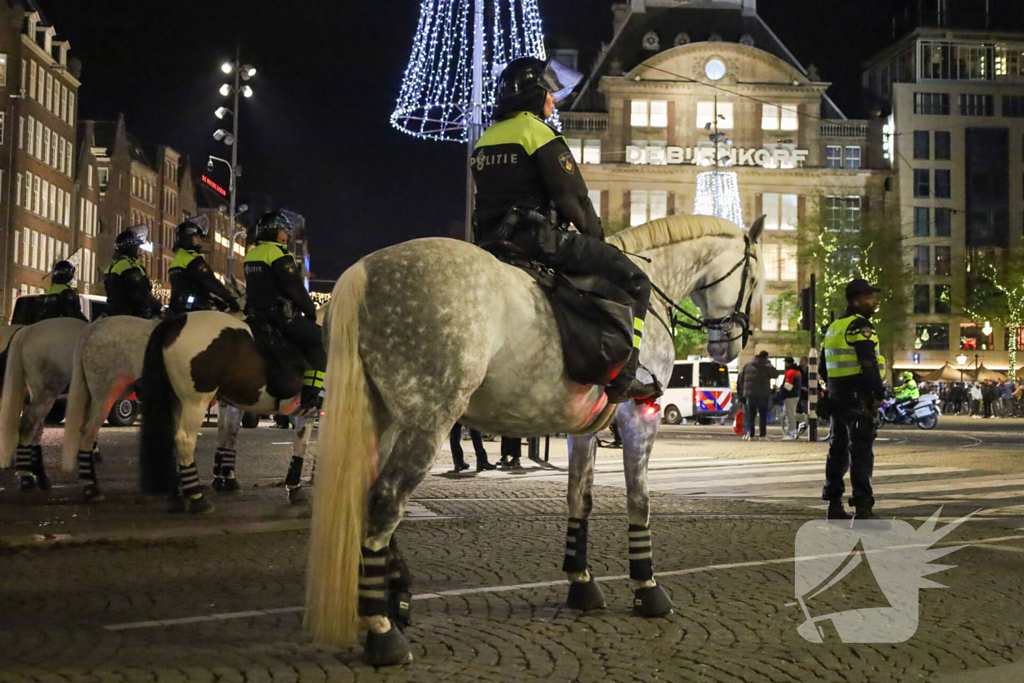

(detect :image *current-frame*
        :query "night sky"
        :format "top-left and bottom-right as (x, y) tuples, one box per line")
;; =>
(41, 0), (896, 280)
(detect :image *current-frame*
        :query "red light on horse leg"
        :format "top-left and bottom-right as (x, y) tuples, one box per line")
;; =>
(645, 402), (659, 416)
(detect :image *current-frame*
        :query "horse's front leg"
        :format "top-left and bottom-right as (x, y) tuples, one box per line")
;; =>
(174, 399), (215, 514)
(563, 432), (607, 610)
(618, 401), (674, 617)
(284, 415), (315, 503)
(213, 403), (242, 492)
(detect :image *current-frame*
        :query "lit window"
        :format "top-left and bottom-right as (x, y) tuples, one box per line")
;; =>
(649, 191), (668, 221)
(631, 101), (649, 128)
(697, 101), (733, 129)
(843, 146), (861, 169)
(780, 106), (798, 131)
(761, 104), (779, 130)
(588, 189), (602, 218)
(826, 146), (842, 169)
(763, 246), (780, 280)
(21, 228), (29, 266)
(649, 101), (668, 128)
(780, 245), (797, 281)
(0, 54), (8, 88)
(566, 138), (582, 161)
(763, 193), (779, 230)
(582, 139), (601, 164)
(630, 190), (648, 226)
(761, 294), (780, 331)
(762, 104), (798, 130)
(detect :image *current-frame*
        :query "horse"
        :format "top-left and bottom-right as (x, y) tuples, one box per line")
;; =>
(136, 307), (328, 513)
(0, 317), (89, 489)
(303, 213), (765, 665)
(0, 324), (25, 393)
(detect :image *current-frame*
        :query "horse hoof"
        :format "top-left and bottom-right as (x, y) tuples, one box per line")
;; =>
(186, 495), (215, 515)
(363, 625), (413, 667)
(287, 485), (307, 504)
(214, 477), (241, 493)
(566, 580), (607, 611)
(633, 585), (674, 618)
(19, 476), (38, 492)
(35, 472), (52, 492)
(84, 484), (105, 503)
(93, 452), (104, 465)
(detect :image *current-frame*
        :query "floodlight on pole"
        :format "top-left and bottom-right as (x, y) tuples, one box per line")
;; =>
(215, 106), (231, 119)
(221, 62), (233, 74)
(219, 84), (231, 97)
(242, 65), (256, 81)
(242, 85), (253, 98)
(213, 129), (228, 141)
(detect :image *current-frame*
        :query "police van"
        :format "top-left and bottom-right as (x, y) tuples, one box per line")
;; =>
(660, 360), (732, 425)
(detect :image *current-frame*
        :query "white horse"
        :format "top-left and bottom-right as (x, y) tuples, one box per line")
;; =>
(0, 317), (88, 490)
(136, 308), (328, 513)
(0, 324), (25, 394)
(304, 214), (764, 665)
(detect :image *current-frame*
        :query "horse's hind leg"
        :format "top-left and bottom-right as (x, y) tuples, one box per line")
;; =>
(76, 380), (119, 503)
(174, 399), (215, 514)
(213, 403), (242, 493)
(563, 433), (606, 611)
(15, 391), (57, 492)
(284, 415), (314, 503)
(618, 402), (674, 617)
(359, 423), (447, 666)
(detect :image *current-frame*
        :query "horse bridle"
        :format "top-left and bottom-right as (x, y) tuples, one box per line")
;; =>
(651, 236), (758, 345)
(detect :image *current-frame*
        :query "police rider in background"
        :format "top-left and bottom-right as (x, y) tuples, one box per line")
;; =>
(892, 370), (920, 416)
(168, 220), (241, 314)
(243, 211), (325, 413)
(471, 57), (660, 403)
(103, 225), (162, 318)
(40, 260), (87, 321)
(819, 279), (886, 520)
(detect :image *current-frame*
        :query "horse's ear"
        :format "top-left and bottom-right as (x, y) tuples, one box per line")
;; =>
(747, 215), (767, 243)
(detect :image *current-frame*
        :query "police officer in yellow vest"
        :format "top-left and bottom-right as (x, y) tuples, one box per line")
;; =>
(168, 220), (240, 314)
(243, 211), (325, 412)
(472, 57), (660, 403)
(819, 278), (887, 520)
(40, 260), (87, 321)
(103, 225), (162, 318)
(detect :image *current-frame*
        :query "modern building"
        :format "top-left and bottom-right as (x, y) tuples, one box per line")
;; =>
(559, 0), (888, 359)
(0, 1), (82, 319)
(863, 0), (1024, 374)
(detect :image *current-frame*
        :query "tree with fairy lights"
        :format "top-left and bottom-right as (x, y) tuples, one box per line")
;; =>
(797, 196), (909, 375)
(951, 250), (1024, 378)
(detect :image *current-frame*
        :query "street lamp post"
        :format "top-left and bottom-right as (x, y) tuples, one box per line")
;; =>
(956, 353), (968, 384)
(213, 51), (255, 278)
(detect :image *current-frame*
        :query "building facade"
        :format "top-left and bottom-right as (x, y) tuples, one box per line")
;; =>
(0, 1), (81, 318)
(560, 0), (888, 360)
(864, 13), (1024, 374)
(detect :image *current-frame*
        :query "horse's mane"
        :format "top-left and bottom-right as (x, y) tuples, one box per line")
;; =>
(607, 214), (742, 254)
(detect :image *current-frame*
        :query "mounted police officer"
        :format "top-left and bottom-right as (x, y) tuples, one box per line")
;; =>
(819, 279), (887, 520)
(168, 220), (240, 314)
(103, 225), (162, 318)
(243, 211), (325, 413)
(471, 57), (660, 403)
(40, 260), (87, 321)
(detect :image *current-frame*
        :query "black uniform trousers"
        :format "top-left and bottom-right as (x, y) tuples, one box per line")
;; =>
(517, 230), (651, 320)
(449, 423), (488, 468)
(262, 310), (327, 374)
(821, 398), (876, 507)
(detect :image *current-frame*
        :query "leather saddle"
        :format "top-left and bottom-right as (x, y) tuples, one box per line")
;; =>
(244, 314), (308, 404)
(481, 240), (634, 387)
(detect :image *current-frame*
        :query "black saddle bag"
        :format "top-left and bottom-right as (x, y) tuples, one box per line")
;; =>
(244, 314), (307, 401)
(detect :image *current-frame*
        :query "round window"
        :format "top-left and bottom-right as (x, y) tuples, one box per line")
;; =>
(705, 58), (726, 81)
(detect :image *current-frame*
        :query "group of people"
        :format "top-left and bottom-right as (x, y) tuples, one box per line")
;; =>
(736, 352), (805, 441)
(939, 380), (1020, 418)
(31, 211), (327, 413)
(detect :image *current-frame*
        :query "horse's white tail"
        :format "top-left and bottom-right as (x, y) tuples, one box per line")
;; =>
(0, 327), (29, 467)
(62, 331), (91, 471)
(306, 260), (378, 645)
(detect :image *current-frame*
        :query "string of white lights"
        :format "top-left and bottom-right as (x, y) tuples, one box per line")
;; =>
(391, 0), (549, 143)
(693, 171), (744, 228)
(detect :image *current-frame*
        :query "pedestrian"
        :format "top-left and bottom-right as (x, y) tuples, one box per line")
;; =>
(779, 357), (803, 440)
(499, 436), (523, 469)
(449, 423), (497, 473)
(819, 279), (886, 520)
(738, 350), (778, 441)
(1000, 381), (1014, 418)
(982, 381), (996, 419)
(970, 383), (983, 417)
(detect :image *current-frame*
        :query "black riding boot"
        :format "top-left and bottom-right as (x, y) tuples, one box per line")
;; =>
(605, 346), (662, 404)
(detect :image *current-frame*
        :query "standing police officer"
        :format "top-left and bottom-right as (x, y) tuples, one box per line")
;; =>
(243, 211), (325, 413)
(168, 220), (240, 314)
(103, 226), (162, 318)
(471, 57), (660, 403)
(819, 279), (887, 520)
(40, 260), (87, 321)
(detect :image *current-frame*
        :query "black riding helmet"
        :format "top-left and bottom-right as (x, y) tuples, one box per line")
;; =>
(254, 211), (292, 243)
(115, 225), (148, 258)
(174, 220), (206, 251)
(494, 57), (584, 120)
(51, 260), (75, 285)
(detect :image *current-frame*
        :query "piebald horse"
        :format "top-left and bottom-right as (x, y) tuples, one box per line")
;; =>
(137, 307), (328, 513)
(305, 214), (764, 665)
(0, 317), (89, 489)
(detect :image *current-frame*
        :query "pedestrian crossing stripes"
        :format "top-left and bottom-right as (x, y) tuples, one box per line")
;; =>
(434, 449), (1024, 519)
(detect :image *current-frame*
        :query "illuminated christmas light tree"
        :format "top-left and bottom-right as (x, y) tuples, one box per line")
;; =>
(391, 0), (548, 143)
(694, 171), (743, 227)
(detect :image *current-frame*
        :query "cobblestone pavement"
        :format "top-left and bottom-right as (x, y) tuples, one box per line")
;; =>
(1, 422), (1023, 681)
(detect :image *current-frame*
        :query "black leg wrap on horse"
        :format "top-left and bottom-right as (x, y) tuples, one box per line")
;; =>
(358, 546), (389, 618)
(77, 450), (97, 482)
(628, 524), (654, 582)
(214, 448), (237, 478)
(32, 445), (50, 491)
(15, 445), (34, 478)
(285, 456), (304, 488)
(386, 546), (413, 630)
(179, 463), (201, 497)
(561, 518), (589, 573)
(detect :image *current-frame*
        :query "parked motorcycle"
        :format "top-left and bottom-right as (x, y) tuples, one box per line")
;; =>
(877, 394), (940, 430)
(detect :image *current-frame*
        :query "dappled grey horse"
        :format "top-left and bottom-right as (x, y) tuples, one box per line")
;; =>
(306, 214), (765, 666)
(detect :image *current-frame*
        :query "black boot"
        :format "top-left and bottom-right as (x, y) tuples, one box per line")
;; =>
(827, 499), (852, 520)
(605, 349), (662, 404)
(299, 385), (322, 414)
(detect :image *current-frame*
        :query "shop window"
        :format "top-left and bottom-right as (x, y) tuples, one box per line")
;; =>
(915, 323), (949, 350)
(960, 324), (994, 351)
